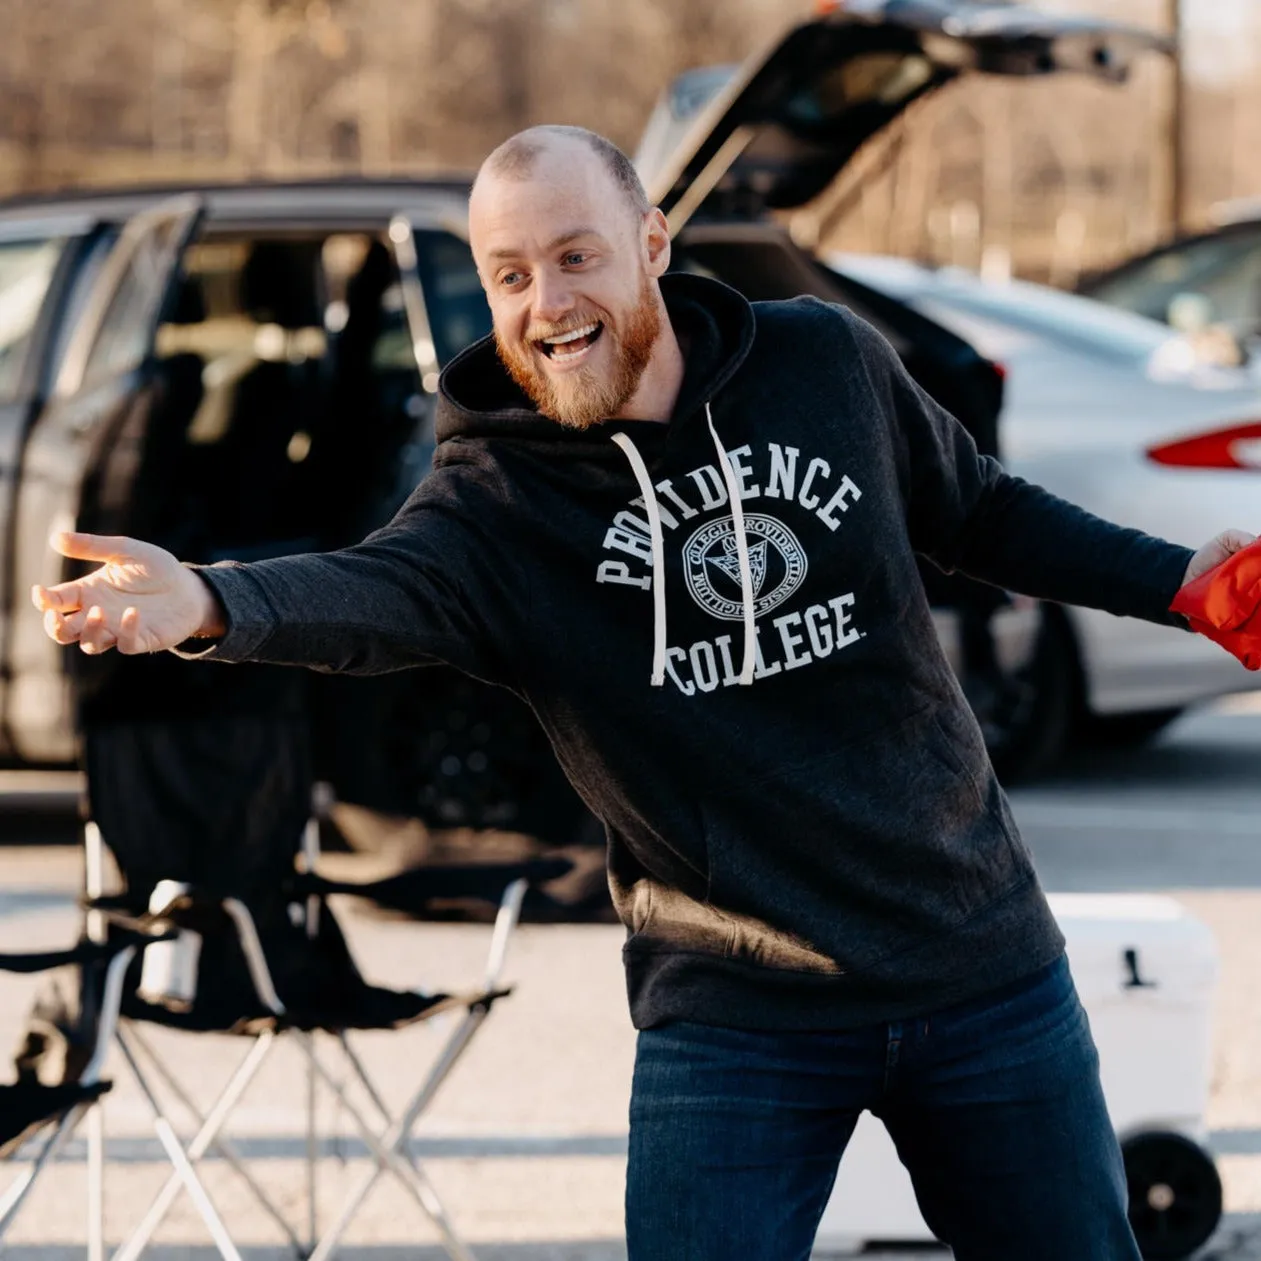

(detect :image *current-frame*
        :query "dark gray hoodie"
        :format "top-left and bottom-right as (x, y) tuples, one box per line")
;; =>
(183, 273), (1193, 1030)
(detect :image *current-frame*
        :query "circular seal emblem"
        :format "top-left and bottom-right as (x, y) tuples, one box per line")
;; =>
(682, 513), (808, 621)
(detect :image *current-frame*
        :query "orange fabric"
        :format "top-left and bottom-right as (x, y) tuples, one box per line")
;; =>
(1169, 540), (1261, 671)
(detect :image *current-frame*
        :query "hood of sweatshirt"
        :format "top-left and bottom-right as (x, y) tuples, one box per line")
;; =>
(438, 272), (765, 687)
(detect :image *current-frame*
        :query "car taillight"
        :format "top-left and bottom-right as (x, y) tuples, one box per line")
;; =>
(1147, 422), (1261, 470)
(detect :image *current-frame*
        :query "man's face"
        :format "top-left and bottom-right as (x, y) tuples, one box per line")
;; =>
(469, 147), (666, 429)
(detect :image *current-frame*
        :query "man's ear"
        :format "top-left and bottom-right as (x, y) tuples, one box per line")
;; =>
(643, 207), (672, 278)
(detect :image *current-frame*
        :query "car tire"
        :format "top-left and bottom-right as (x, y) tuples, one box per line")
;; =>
(1082, 707), (1186, 749)
(1122, 1130), (1223, 1260)
(977, 607), (1078, 783)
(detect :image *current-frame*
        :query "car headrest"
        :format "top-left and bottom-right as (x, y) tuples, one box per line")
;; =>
(167, 273), (207, 326)
(240, 241), (323, 330)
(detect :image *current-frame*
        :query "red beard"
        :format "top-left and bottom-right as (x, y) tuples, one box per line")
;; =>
(495, 275), (661, 430)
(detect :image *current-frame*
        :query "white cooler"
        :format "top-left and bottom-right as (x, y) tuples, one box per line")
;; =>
(815, 893), (1221, 1259)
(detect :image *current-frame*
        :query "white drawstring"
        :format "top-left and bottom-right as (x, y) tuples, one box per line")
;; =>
(706, 403), (756, 685)
(610, 405), (757, 689)
(611, 431), (668, 686)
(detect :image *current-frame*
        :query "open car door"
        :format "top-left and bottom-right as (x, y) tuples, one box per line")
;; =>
(8, 194), (204, 762)
(310, 213), (597, 861)
(636, 0), (1169, 235)
(0, 220), (107, 757)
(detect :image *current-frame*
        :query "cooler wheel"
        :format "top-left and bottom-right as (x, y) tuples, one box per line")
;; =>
(1123, 1130), (1222, 1260)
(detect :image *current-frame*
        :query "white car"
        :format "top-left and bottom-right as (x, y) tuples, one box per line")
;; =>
(827, 253), (1261, 745)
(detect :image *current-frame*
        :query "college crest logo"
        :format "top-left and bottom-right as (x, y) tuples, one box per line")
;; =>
(683, 514), (807, 621)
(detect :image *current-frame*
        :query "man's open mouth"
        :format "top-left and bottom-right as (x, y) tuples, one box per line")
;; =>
(537, 321), (604, 360)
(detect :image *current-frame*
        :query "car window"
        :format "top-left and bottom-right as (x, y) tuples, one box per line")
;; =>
(44, 230), (118, 390)
(0, 237), (70, 403)
(412, 230), (492, 365)
(1089, 228), (1261, 332)
(80, 215), (189, 389)
(366, 283), (416, 374)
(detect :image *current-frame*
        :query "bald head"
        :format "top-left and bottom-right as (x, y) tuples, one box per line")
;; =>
(474, 126), (650, 219)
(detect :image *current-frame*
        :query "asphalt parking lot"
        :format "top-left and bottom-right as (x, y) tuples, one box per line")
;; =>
(0, 696), (1259, 1259)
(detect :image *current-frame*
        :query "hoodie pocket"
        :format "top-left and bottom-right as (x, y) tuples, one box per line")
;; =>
(927, 703), (988, 810)
(699, 701), (1024, 975)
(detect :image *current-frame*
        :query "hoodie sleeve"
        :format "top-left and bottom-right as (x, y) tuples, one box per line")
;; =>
(173, 451), (524, 683)
(842, 309), (1193, 627)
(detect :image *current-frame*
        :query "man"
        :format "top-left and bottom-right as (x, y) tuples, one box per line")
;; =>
(34, 127), (1255, 1259)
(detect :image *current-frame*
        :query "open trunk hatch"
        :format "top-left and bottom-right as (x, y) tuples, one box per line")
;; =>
(636, 0), (1169, 234)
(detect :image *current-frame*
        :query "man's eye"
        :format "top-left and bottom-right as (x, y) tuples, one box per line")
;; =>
(499, 271), (524, 287)
(563, 252), (588, 266)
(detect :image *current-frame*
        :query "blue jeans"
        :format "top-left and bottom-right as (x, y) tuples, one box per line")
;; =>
(626, 955), (1140, 1261)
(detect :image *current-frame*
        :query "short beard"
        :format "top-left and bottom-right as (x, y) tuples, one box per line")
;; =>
(494, 275), (662, 430)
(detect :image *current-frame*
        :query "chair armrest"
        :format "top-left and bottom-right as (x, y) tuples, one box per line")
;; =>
(0, 928), (165, 975)
(290, 858), (572, 916)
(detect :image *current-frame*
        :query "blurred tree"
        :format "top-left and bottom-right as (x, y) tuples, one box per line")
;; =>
(0, 0), (1258, 281)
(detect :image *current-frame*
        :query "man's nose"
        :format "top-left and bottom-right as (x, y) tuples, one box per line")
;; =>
(531, 270), (576, 325)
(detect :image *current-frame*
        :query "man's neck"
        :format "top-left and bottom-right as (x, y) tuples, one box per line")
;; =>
(612, 304), (686, 425)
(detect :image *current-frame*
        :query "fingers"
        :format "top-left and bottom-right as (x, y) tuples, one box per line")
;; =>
(116, 607), (146, 656)
(43, 607), (85, 645)
(78, 606), (117, 655)
(48, 531), (137, 563)
(32, 581), (84, 614)
(43, 607), (105, 650)
(43, 606), (119, 654)
(41, 603), (153, 655)
(1222, 529), (1258, 552)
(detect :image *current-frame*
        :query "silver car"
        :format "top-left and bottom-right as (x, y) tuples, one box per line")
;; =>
(829, 253), (1261, 744)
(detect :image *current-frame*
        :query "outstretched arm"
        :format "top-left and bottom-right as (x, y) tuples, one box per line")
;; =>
(32, 460), (524, 684)
(845, 311), (1254, 625)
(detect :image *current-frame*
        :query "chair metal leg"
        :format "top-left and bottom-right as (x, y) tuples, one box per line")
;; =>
(88, 1100), (105, 1261)
(127, 1027), (300, 1248)
(113, 1035), (243, 1261)
(84, 820), (111, 1261)
(0, 1105), (85, 1244)
(301, 1033), (318, 1253)
(335, 1034), (431, 1179)
(112, 1027), (302, 1261)
(305, 1009), (489, 1261)
(336, 1033), (391, 1122)
(332, 1033), (477, 1243)
(301, 1041), (476, 1261)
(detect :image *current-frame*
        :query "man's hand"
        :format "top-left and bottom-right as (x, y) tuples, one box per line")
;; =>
(1183, 529), (1258, 586)
(31, 532), (225, 655)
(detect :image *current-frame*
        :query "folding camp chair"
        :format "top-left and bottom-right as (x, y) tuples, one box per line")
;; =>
(81, 813), (570, 1261)
(0, 929), (176, 1256)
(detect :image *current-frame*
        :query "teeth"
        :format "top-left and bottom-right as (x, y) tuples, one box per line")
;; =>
(544, 322), (598, 346)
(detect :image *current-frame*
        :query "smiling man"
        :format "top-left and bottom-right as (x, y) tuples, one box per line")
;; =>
(32, 126), (1256, 1260)
(474, 128), (679, 431)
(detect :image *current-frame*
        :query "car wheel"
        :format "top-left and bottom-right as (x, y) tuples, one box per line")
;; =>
(1123, 1131), (1223, 1260)
(974, 608), (1078, 783)
(1082, 707), (1186, 749)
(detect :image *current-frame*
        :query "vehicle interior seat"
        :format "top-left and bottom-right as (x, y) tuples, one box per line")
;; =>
(204, 239), (328, 560)
(317, 236), (439, 548)
(142, 273), (214, 557)
(79, 272), (208, 558)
